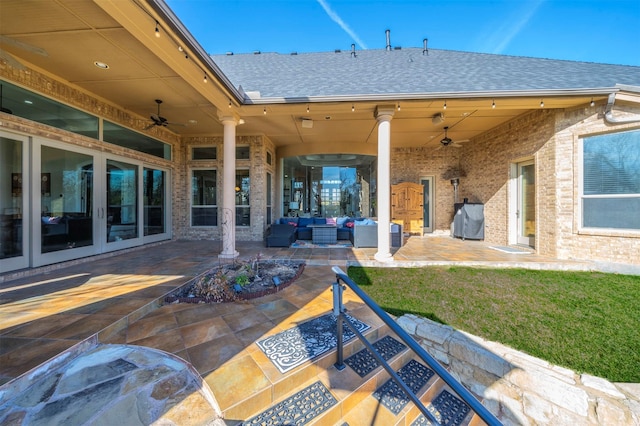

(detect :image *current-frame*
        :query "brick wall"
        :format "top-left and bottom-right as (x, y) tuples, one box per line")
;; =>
(391, 105), (640, 266)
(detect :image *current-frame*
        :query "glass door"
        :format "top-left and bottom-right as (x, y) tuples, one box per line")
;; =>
(0, 132), (29, 272)
(421, 177), (434, 233)
(517, 161), (536, 247)
(34, 141), (97, 266)
(105, 158), (139, 247)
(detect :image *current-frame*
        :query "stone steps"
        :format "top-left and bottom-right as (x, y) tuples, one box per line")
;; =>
(224, 312), (478, 426)
(219, 312), (389, 424)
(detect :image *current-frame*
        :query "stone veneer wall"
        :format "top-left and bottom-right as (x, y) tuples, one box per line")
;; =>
(180, 135), (275, 242)
(398, 314), (640, 425)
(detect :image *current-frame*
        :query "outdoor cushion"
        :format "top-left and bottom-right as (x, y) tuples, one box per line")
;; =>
(298, 217), (313, 227)
(336, 216), (349, 226)
(326, 217), (337, 225)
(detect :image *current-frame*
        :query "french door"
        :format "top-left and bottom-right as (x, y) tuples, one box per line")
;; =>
(517, 161), (535, 247)
(0, 133), (170, 273)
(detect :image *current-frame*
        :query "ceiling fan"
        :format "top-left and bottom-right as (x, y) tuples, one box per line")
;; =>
(144, 99), (185, 130)
(435, 126), (469, 149)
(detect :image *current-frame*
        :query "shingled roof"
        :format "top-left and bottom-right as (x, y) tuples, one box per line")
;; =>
(211, 48), (640, 100)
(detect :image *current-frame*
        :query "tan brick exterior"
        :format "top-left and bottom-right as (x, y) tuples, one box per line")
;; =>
(1, 64), (638, 266)
(390, 105), (640, 266)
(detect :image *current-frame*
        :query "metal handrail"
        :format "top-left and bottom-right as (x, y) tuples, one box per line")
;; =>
(332, 266), (502, 426)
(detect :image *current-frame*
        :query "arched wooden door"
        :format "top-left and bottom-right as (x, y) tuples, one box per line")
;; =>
(391, 182), (424, 234)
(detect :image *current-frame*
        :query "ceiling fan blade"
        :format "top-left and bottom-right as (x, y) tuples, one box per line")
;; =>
(0, 35), (48, 56)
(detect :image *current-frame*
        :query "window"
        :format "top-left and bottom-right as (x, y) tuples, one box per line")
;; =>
(143, 168), (166, 236)
(236, 170), (250, 226)
(1, 80), (98, 139)
(192, 146), (217, 160)
(267, 151), (272, 165)
(236, 146), (250, 160)
(266, 172), (272, 225)
(192, 169), (217, 226)
(104, 121), (171, 160)
(582, 130), (640, 230)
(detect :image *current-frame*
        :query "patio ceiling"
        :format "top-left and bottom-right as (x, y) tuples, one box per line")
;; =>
(0, 0), (602, 151)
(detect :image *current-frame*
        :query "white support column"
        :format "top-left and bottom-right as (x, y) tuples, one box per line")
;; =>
(219, 115), (240, 259)
(374, 105), (395, 262)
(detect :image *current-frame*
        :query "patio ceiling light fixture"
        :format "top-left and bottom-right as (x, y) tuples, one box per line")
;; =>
(154, 21), (160, 38)
(540, 99), (544, 108)
(492, 99), (496, 109)
(443, 100), (447, 110)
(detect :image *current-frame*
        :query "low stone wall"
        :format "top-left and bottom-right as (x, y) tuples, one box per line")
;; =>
(397, 314), (640, 425)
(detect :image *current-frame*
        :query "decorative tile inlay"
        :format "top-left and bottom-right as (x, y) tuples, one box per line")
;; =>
(373, 359), (435, 415)
(243, 380), (337, 425)
(344, 335), (407, 377)
(256, 313), (370, 373)
(410, 390), (471, 426)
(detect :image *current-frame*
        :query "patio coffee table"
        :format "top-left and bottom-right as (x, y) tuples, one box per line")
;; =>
(308, 224), (337, 244)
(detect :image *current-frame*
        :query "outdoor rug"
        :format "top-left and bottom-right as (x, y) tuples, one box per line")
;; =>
(489, 245), (531, 254)
(256, 313), (370, 373)
(243, 380), (337, 425)
(291, 240), (353, 249)
(373, 359), (435, 415)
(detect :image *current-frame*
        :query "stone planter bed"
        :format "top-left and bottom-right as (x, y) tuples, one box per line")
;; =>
(165, 260), (305, 304)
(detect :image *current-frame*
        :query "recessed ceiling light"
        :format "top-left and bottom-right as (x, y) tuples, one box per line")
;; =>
(24, 100), (33, 105)
(188, 120), (198, 125)
(94, 61), (109, 69)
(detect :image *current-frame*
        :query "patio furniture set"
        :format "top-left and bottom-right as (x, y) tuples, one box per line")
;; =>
(264, 216), (402, 248)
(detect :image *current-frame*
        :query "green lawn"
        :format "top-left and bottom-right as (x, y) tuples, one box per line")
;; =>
(347, 266), (640, 383)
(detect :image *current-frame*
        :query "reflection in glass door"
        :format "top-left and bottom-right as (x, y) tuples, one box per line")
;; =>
(1, 133), (28, 271)
(40, 145), (94, 254)
(143, 167), (166, 237)
(420, 177), (434, 233)
(517, 162), (535, 247)
(107, 159), (138, 243)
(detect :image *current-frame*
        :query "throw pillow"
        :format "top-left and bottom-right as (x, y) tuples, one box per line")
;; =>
(287, 221), (297, 227)
(345, 221), (354, 228)
(326, 217), (337, 225)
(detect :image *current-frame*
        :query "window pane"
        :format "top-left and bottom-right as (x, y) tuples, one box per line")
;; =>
(104, 121), (171, 160)
(192, 170), (217, 206)
(41, 146), (93, 253)
(236, 207), (250, 226)
(236, 146), (250, 160)
(192, 207), (217, 226)
(192, 146), (217, 160)
(107, 160), (138, 242)
(192, 169), (217, 226)
(1, 136), (23, 259)
(583, 197), (640, 229)
(144, 168), (165, 236)
(236, 170), (250, 226)
(584, 130), (640, 195)
(1, 81), (98, 139)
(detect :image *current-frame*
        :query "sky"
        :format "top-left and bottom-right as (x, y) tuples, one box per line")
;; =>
(165, 0), (640, 67)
